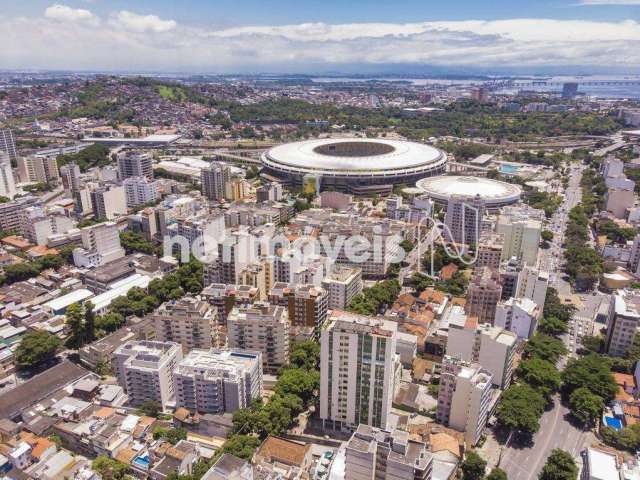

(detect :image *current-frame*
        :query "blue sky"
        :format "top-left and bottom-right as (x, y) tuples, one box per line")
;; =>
(2, 1), (640, 73)
(5, 0), (640, 26)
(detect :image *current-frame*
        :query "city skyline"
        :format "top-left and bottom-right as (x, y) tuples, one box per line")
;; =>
(3, 1), (640, 73)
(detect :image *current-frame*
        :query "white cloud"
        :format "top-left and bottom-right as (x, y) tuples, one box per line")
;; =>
(4, 15), (640, 72)
(578, 1), (640, 4)
(109, 10), (177, 33)
(44, 4), (99, 25)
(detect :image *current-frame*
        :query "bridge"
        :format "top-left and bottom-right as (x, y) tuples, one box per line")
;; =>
(496, 80), (640, 88)
(209, 150), (264, 165)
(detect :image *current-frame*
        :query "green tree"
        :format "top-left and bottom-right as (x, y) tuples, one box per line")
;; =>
(538, 316), (568, 337)
(92, 456), (129, 480)
(541, 230), (554, 242)
(561, 355), (617, 402)
(217, 434), (260, 460)
(538, 449), (578, 480)
(517, 357), (561, 398)
(153, 427), (187, 445)
(65, 303), (86, 349)
(15, 331), (61, 369)
(568, 387), (604, 425)
(524, 334), (568, 363)
(289, 341), (320, 370)
(487, 468), (508, 480)
(461, 451), (486, 480)
(137, 400), (161, 418)
(496, 384), (546, 436)
(274, 368), (319, 406)
(84, 301), (95, 343)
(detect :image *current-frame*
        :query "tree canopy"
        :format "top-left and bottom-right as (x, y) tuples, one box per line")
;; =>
(538, 449), (578, 480)
(15, 330), (61, 369)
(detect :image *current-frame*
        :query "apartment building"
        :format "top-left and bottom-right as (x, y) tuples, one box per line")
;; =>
(227, 304), (290, 374)
(201, 162), (231, 202)
(494, 297), (541, 340)
(436, 355), (493, 447)
(0, 129), (17, 161)
(91, 184), (127, 220)
(466, 267), (503, 324)
(239, 257), (275, 300)
(0, 196), (39, 232)
(117, 151), (153, 180)
(60, 162), (82, 193)
(0, 153), (16, 200)
(606, 188), (636, 219)
(123, 176), (159, 207)
(20, 207), (76, 246)
(73, 222), (126, 268)
(517, 266), (549, 310)
(476, 233), (504, 270)
(200, 283), (260, 325)
(17, 156), (60, 184)
(605, 290), (640, 357)
(113, 340), (182, 408)
(204, 230), (256, 285)
(496, 209), (542, 266)
(174, 349), (263, 414)
(321, 266), (363, 310)
(345, 424), (433, 480)
(444, 195), (486, 245)
(269, 283), (329, 336)
(153, 297), (217, 353)
(320, 311), (400, 431)
(445, 307), (517, 389)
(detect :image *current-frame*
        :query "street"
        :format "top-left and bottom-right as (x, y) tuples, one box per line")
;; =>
(498, 162), (600, 478)
(499, 397), (595, 480)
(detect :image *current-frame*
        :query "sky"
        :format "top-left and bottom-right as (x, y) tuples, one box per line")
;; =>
(2, 0), (640, 74)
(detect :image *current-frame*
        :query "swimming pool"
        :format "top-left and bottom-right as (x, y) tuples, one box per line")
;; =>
(133, 454), (150, 469)
(604, 416), (623, 431)
(500, 164), (520, 174)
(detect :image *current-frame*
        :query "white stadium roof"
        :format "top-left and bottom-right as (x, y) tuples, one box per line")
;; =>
(415, 175), (522, 205)
(262, 138), (446, 176)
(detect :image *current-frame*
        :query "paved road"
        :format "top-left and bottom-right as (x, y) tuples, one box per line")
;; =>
(499, 397), (594, 480)
(499, 162), (597, 479)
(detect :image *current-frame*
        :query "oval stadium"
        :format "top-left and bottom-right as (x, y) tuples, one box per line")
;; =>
(261, 138), (447, 195)
(415, 175), (522, 209)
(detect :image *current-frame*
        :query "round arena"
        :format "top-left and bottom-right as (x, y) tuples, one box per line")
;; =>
(415, 175), (522, 209)
(261, 138), (447, 194)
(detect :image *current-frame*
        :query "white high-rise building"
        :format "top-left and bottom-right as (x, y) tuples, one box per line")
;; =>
(0, 130), (17, 161)
(436, 355), (493, 447)
(73, 222), (126, 267)
(60, 162), (82, 193)
(320, 311), (400, 431)
(202, 162), (231, 202)
(445, 306), (517, 389)
(174, 349), (263, 414)
(153, 296), (217, 353)
(123, 176), (159, 207)
(321, 266), (363, 311)
(605, 290), (640, 357)
(494, 297), (541, 339)
(0, 153), (17, 200)
(444, 195), (486, 245)
(91, 184), (127, 220)
(496, 211), (542, 266)
(517, 266), (549, 310)
(17, 156), (60, 184)
(345, 425), (433, 480)
(227, 304), (290, 374)
(113, 340), (182, 409)
(117, 152), (153, 180)
(20, 207), (76, 246)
